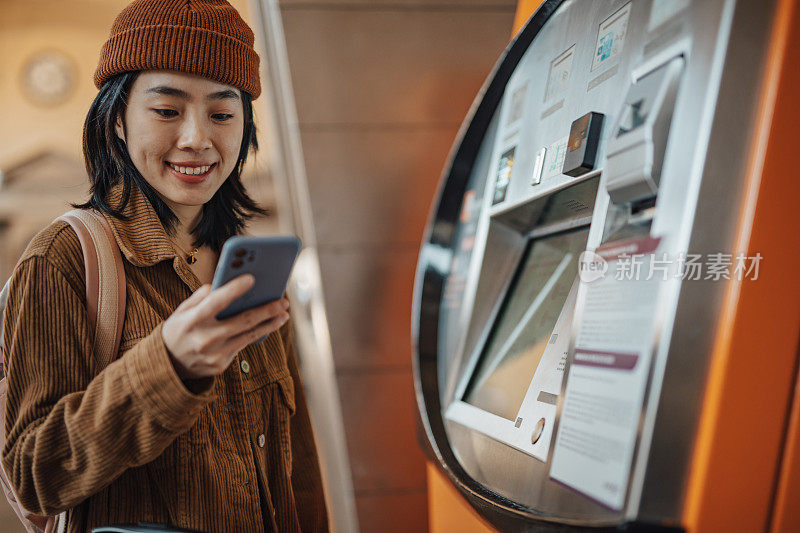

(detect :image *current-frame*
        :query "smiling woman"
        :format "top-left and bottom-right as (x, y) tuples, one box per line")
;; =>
(0, 1), (328, 532)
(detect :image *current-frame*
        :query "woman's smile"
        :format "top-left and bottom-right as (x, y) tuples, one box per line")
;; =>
(165, 161), (217, 184)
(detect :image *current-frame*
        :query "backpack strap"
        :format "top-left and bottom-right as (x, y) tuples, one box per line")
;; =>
(0, 210), (126, 532)
(57, 209), (126, 368)
(0, 280), (10, 367)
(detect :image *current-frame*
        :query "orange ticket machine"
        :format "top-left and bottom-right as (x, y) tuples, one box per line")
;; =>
(412, 0), (800, 531)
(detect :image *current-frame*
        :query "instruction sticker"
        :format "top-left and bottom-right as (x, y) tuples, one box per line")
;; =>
(592, 3), (631, 71)
(550, 236), (663, 510)
(545, 45), (575, 102)
(546, 136), (569, 179)
(506, 82), (529, 126)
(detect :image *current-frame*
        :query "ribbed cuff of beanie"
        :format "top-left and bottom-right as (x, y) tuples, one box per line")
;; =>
(95, 24), (260, 98)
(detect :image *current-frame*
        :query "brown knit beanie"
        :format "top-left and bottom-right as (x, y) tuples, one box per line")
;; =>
(95, 0), (261, 98)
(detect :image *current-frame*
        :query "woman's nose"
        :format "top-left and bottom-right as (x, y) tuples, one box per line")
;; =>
(176, 113), (212, 151)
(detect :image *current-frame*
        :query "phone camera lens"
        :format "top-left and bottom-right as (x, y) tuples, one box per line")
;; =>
(235, 249), (247, 258)
(232, 259), (244, 268)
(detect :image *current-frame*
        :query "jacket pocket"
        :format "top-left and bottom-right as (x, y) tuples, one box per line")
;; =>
(276, 374), (296, 416)
(273, 377), (295, 478)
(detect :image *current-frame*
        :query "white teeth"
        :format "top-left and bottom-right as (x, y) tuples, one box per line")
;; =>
(169, 163), (211, 175)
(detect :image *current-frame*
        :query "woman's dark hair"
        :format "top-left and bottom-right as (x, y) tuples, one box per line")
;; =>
(76, 71), (267, 250)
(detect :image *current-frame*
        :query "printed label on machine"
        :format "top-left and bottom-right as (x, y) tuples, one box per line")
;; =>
(550, 236), (663, 510)
(506, 82), (529, 127)
(546, 136), (569, 179)
(592, 3), (631, 72)
(545, 45), (575, 102)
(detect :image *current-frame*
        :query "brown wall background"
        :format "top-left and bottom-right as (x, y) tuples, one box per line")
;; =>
(0, 0), (276, 284)
(278, 1), (515, 530)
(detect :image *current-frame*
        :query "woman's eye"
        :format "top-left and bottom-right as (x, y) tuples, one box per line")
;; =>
(154, 109), (178, 118)
(212, 113), (234, 121)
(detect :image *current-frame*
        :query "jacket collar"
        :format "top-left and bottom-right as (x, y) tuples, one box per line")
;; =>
(101, 182), (179, 268)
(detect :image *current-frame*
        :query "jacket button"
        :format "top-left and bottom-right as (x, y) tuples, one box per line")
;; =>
(258, 434), (266, 448)
(240, 360), (250, 374)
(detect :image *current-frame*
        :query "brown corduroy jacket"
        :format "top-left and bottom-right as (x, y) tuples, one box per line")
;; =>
(1, 184), (328, 532)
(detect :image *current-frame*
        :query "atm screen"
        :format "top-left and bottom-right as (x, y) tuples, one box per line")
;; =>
(463, 227), (590, 420)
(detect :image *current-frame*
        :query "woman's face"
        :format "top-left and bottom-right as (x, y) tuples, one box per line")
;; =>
(116, 70), (244, 212)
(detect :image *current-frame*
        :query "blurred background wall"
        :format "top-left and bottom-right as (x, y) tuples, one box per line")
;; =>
(276, 1), (515, 529)
(0, 0), (277, 284)
(0, 0), (124, 280)
(0, 0), (516, 530)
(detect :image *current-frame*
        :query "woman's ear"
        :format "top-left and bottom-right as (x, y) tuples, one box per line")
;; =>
(114, 115), (126, 143)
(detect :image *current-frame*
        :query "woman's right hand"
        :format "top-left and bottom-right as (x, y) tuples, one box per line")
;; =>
(161, 274), (290, 380)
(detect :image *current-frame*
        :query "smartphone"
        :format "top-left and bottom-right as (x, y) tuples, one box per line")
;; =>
(211, 235), (301, 320)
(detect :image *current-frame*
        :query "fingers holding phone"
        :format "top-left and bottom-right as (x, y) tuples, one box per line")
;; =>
(162, 275), (289, 380)
(162, 235), (301, 381)
(213, 296), (291, 354)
